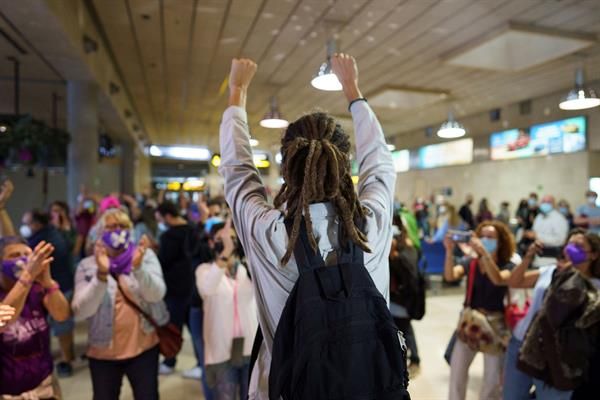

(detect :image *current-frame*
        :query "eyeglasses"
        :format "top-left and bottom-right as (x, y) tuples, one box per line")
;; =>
(104, 223), (129, 231)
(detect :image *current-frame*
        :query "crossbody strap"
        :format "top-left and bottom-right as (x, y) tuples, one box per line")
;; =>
(466, 259), (478, 307)
(114, 276), (160, 330)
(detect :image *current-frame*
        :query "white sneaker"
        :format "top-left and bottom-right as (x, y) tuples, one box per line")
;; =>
(158, 363), (175, 375)
(182, 366), (203, 380)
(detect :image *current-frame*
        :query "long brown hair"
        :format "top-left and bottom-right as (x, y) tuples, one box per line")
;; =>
(475, 220), (515, 266)
(274, 112), (371, 264)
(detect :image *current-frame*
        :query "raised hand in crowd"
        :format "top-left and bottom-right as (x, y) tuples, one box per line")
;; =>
(0, 304), (15, 329)
(132, 234), (150, 270)
(331, 53), (363, 102)
(228, 58), (257, 108)
(0, 179), (15, 237)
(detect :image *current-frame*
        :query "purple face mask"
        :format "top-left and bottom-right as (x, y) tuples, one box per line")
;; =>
(102, 229), (131, 251)
(109, 244), (135, 276)
(565, 243), (588, 265)
(1, 256), (28, 280)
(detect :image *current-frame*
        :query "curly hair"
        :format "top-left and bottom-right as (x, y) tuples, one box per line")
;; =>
(475, 220), (515, 266)
(274, 112), (371, 265)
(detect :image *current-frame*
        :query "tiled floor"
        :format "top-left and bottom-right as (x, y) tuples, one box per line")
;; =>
(59, 289), (486, 400)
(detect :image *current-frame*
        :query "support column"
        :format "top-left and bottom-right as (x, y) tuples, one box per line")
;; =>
(67, 81), (99, 207)
(120, 140), (135, 194)
(134, 148), (152, 195)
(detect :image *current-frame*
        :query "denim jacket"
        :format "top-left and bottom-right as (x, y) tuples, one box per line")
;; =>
(71, 250), (169, 348)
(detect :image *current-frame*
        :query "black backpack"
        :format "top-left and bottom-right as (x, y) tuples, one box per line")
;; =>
(260, 219), (410, 400)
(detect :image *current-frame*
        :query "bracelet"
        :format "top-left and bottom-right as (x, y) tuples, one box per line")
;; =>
(348, 97), (367, 111)
(44, 282), (61, 296)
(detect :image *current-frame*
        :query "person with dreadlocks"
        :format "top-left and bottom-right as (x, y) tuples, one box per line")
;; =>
(219, 54), (396, 399)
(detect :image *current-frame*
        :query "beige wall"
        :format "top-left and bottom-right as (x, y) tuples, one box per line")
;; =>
(394, 151), (589, 214)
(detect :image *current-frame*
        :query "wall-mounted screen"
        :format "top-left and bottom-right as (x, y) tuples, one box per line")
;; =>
(392, 150), (410, 172)
(490, 116), (586, 160)
(417, 138), (473, 169)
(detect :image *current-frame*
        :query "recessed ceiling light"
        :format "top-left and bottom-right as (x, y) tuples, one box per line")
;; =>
(262, 12), (274, 19)
(291, 15), (299, 21)
(367, 36), (375, 42)
(388, 23), (399, 29)
(271, 29), (279, 36)
(220, 37), (238, 44)
(295, 25), (303, 31)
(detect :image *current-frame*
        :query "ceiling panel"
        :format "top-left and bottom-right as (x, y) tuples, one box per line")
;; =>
(6, 0), (599, 151)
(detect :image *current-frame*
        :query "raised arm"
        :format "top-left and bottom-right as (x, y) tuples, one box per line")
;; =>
(443, 234), (465, 282)
(331, 54), (395, 220)
(0, 180), (16, 237)
(508, 241), (542, 288)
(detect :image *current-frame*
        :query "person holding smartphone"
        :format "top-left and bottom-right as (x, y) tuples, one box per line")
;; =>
(444, 221), (517, 400)
(196, 219), (256, 400)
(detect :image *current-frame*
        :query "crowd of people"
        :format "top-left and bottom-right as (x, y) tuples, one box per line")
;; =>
(0, 53), (599, 400)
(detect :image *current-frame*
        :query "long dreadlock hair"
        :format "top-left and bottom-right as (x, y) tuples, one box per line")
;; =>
(274, 112), (371, 265)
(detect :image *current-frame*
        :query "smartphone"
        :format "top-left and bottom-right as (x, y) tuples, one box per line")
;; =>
(539, 246), (561, 258)
(448, 229), (471, 243)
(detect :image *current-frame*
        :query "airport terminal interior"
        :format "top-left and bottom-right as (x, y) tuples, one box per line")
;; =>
(1, 0), (600, 399)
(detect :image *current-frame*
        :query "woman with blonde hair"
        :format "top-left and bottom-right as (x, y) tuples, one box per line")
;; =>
(72, 208), (168, 400)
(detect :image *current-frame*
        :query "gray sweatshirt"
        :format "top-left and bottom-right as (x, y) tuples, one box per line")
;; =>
(219, 100), (396, 399)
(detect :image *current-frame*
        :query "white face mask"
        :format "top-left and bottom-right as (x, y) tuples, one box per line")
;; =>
(587, 196), (597, 206)
(19, 225), (32, 239)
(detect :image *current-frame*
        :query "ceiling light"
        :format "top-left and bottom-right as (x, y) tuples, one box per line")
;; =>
(211, 154), (221, 168)
(275, 152), (283, 164)
(260, 96), (289, 129)
(0, 124), (8, 133)
(437, 111), (466, 139)
(387, 144), (396, 151)
(311, 39), (342, 91)
(250, 138), (259, 147)
(559, 67), (600, 111)
(149, 145), (162, 157)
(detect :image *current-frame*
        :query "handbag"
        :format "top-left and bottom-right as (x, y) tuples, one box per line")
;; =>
(116, 280), (183, 359)
(456, 259), (507, 356)
(504, 289), (531, 330)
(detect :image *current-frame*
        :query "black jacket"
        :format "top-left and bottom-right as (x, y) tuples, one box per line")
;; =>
(518, 269), (600, 391)
(157, 224), (195, 299)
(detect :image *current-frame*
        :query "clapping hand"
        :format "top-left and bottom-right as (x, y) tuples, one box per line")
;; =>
(0, 179), (14, 209)
(26, 241), (54, 280)
(132, 235), (150, 270)
(94, 241), (110, 275)
(0, 304), (15, 328)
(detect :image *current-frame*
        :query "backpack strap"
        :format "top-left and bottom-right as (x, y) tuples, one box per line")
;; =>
(247, 325), (263, 398)
(284, 218), (325, 272)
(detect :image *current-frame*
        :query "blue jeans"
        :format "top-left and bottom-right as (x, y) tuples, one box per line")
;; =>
(189, 306), (214, 400)
(503, 337), (532, 400)
(533, 379), (572, 400)
(213, 363), (249, 400)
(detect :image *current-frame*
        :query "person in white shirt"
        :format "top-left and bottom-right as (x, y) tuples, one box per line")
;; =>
(532, 195), (569, 267)
(196, 219), (257, 400)
(219, 54), (395, 399)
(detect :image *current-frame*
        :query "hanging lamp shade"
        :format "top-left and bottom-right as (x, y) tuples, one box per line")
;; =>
(559, 67), (600, 111)
(259, 96), (289, 129)
(437, 111), (466, 139)
(311, 39), (342, 91)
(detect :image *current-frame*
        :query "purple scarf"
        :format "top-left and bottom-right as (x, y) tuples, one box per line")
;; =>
(1, 256), (28, 280)
(108, 244), (135, 276)
(101, 229), (135, 275)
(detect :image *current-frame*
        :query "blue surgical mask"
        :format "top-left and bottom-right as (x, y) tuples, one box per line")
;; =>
(158, 222), (168, 233)
(559, 207), (569, 216)
(539, 203), (553, 214)
(528, 198), (537, 207)
(480, 237), (498, 254)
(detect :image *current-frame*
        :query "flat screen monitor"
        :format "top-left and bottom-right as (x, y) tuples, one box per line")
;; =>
(417, 138), (473, 169)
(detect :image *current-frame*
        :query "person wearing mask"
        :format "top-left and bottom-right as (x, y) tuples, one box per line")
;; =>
(74, 187), (98, 259)
(459, 194), (476, 230)
(502, 228), (595, 400)
(526, 192), (539, 229)
(557, 199), (575, 230)
(84, 196), (123, 256)
(510, 230), (600, 399)
(155, 201), (195, 374)
(72, 209), (167, 400)
(444, 221), (516, 400)
(50, 201), (77, 256)
(496, 202), (510, 226)
(220, 55), (398, 399)
(196, 220), (256, 400)
(515, 199), (530, 232)
(0, 237), (70, 398)
(531, 195), (569, 267)
(389, 222), (422, 377)
(575, 190), (600, 233)
(430, 203), (464, 243)
(21, 209), (76, 377)
(476, 198), (493, 225)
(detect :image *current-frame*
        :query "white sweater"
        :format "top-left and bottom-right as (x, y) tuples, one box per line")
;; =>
(219, 100), (396, 399)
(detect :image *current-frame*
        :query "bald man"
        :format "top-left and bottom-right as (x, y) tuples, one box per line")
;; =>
(532, 195), (569, 267)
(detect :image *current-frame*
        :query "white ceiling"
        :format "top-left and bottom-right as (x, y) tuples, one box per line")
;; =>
(2, 0), (600, 152)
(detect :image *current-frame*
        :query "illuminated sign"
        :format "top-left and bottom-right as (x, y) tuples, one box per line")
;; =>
(417, 138), (473, 169)
(490, 116), (586, 160)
